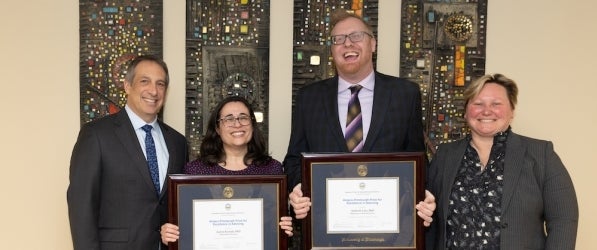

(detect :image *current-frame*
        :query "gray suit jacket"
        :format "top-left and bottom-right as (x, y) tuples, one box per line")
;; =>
(67, 110), (188, 250)
(426, 132), (578, 250)
(283, 72), (425, 189)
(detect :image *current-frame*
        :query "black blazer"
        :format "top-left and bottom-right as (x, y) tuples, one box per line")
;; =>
(67, 110), (188, 250)
(283, 72), (425, 189)
(426, 132), (578, 250)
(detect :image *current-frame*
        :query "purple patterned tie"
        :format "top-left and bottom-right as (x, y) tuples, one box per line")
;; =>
(141, 125), (160, 195)
(345, 85), (363, 152)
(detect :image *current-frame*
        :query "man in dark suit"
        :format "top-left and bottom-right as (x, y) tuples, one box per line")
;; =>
(283, 9), (428, 218)
(67, 55), (188, 250)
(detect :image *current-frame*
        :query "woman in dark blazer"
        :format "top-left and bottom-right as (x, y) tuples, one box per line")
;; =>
(423, 74), (578, 249)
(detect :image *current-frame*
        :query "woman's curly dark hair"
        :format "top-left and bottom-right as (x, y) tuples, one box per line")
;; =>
(199, 96), (272, 166)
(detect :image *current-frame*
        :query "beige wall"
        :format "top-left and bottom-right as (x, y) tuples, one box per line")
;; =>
(1, 0), (594, 249)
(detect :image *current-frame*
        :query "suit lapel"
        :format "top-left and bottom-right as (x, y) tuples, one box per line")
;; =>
(323, 77), (348, 150)
(160, 122), (175, 176)
(159, 122), (180, 198)
(440, 140), (468, 220)
(113, 110), (158, 195)
(363, 73), (390, 151)
(157, 121), (169, 199)
(501, 133), (525, 213)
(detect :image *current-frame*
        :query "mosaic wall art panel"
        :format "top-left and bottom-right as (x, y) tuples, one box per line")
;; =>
(185, 0), (270, 155)
(80, 0), (163, 124)
(400, 0), (488, 155)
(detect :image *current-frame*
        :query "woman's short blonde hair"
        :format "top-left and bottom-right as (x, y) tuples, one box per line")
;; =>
(463, 73), (519, 109)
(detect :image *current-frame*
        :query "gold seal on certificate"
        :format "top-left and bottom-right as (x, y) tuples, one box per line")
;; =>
(357, 164), (368, 176)
(223, 186), (234, 198)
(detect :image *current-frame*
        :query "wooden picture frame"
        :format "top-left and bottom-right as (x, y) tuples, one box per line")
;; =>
(167, 175), (288, 250)
(301, 152), (426, 250)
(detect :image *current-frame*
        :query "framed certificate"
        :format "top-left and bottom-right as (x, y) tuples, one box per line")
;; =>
(167, 175), (288, 250)
(301, 152), (426, 250)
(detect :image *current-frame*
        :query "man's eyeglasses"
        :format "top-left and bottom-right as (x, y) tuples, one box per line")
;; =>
(219, 114), (252, 127)
(330, 31), (373, 45)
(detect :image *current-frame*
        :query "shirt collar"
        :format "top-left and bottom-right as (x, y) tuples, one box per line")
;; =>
(338, 71), (375, 93)
(466, 126), (512, 144)
(125, 105), (158, 130)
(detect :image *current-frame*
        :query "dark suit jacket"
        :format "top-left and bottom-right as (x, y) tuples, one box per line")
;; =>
(67, 110), (188, 250)
(426, 132), (578, 250)
(283, 72), (425, 189)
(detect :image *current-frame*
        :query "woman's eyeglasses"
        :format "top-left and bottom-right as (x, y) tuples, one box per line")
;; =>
(219, 114), (252, 127)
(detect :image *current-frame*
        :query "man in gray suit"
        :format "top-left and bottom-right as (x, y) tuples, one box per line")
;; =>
(67, 55), (188, 250)
(283, 9), (427, 217)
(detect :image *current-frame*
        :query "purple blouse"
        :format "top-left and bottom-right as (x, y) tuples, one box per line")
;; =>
(184, 158), (283, 175)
